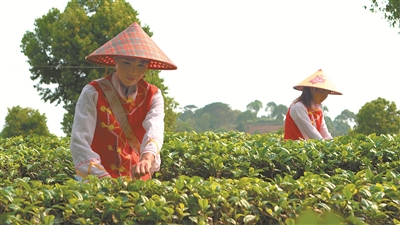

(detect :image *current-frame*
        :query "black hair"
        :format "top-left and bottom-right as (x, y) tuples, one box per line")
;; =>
(293, 87), (314, 109)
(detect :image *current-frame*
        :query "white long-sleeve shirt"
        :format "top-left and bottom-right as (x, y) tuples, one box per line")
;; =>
(70, 75), (164, 181)
(289, 101), (332, 140)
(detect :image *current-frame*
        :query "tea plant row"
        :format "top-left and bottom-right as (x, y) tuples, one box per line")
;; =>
(0, 132), (399, 224)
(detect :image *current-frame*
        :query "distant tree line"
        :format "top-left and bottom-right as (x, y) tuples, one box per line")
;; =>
(175, 98), (400, 137)
(1, 98), (399, 138)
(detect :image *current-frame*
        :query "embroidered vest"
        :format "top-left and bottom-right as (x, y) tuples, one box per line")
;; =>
(284, 103), (323, 140)
(89, 75), (158, 180)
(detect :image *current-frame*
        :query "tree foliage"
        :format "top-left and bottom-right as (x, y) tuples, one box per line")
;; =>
(20, 0), (179, 136)
(176, 103), (239, 132)
(324, 109), (355, 137)
(324, 115), (335, 136)
(335, 109), (355, 124)
(366, 0), (400, 28)
(246, 100), (263, 117)
(265, 101), (277, 118)
(270, 104), (288, 122)
(264, 102), (288, 121)
(354, 97), (400, 135)
(194, 102), (238, 131)
(184, 105), (198, 112)
(1, 106), (51, 138)
(144, 70), (179, 132)
(235, 110), (256, 132)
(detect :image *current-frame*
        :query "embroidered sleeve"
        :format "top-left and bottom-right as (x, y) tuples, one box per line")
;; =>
(290, 102), (323, 140)
(141, 90), (164, 172)
(70, 85), (111, 180)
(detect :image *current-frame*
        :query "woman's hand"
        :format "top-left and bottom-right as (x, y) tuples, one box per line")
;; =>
(131, 153), (155, 180)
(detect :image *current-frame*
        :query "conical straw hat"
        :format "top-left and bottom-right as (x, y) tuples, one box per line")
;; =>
(293, 69), (342, 95)
(85, 22), (177, 70)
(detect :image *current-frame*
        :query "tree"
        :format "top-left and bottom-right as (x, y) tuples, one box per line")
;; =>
(21, 0), (179, 135)
(335, 109), (355, 124)
(175, 105), (196, 131)
(236, 110), (256, 132)
(331, 109), (356, 136)
(194, 102), (235, 131)
(322, 105), (329, 114)
(175, 119), (195, 132)
(265, 102), (277, 118)
(365, 0), (400, 28)
(247, 100), (263, 117)
(197, 113), (211, 131)
(324, 115), (336, 136)
(184, 105), (198, 112)
(354, 97), (400, 135)
(174, 102), (240, 132)
(1, 106), (51, 138)
(178, 105), (197, 122)
(271, 104), (288, 122)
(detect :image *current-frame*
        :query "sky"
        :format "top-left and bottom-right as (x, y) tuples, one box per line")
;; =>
(1, 0), (399, 137)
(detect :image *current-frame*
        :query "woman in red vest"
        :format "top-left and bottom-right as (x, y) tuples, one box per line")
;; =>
(284, 69), (342, 140)
(70, 22), (177, 182)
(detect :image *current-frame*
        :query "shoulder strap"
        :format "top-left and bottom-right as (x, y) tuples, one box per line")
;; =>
(97, 78), (141, 155)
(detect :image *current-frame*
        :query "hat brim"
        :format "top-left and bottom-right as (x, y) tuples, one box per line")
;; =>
(85, 54), (177, 70)
(294, 85), (343, 95)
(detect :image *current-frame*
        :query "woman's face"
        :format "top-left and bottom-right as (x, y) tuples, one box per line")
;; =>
(114, 57), (149, 86)
(312, 88), (330, 104)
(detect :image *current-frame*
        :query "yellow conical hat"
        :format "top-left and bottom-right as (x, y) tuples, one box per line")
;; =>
(293, 69), (342, 95)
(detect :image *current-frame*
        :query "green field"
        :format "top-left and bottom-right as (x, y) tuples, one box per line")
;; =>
(1, 132), (399, 224)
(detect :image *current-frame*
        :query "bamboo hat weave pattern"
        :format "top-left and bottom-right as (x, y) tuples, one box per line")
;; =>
(85, 22), (177, 70)
(293, 69), (342, 95)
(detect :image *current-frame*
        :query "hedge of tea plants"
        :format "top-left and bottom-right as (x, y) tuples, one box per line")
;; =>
(0, 132), (399, 225)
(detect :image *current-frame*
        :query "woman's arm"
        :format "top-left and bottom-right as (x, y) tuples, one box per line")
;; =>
(140, 89), (164, 172)
(70, 85), (110, 181)
(319, 114), (333, 140)
(290, 102), (323, 140)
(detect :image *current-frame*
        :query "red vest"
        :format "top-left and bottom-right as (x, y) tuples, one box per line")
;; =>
(89, 75), (158, 180)
(284, 103), (323, 140)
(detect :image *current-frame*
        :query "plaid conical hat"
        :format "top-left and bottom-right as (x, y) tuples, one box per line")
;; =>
(293, 69), (342, 95)
(85, 22), (177, 70)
